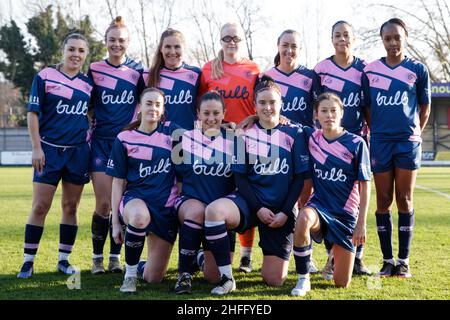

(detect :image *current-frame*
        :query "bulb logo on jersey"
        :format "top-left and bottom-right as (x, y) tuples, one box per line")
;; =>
(214, 85), (250, 100)
(164, 89), (193, 105)
(314, 163), (347, 182)
(342, 92), (361, 108)
(56, 100), (88, 116)
(282, 96), (307, 112)
(101, 90), (135, 105)
(376, 90), (409, 107)
(139, 158), (171, 178)
(253, 158), (289, 175)
(192, 159), (233, 177)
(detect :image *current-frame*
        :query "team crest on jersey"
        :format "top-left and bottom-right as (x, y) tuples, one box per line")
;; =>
(188, 73), (196, 81)
(324, 78), (333, 84)
(245, 71), (253, 79)
(371, 77), (380, 84)
(303, 80), (310, 87)
(131, 74), (139, 81)
(165, 137), (172, 147)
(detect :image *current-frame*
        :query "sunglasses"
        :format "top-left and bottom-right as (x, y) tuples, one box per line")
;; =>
(221, 35), (242, 43)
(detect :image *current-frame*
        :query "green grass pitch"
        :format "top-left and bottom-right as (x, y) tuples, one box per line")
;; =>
(0, 167), (449, 300)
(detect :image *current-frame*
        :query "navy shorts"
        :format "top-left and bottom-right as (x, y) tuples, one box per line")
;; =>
(225, 192), (296, 261)
(174, 195), (206, 216)
(89, 137), (114, 173)
(370, 139), (421, 173)
(120, 195), (178, 244)
(307, 203), (356, 253)
(33, 142), (90, 186)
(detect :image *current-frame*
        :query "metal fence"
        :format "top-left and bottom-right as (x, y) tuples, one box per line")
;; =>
(0, 127), (32, 152)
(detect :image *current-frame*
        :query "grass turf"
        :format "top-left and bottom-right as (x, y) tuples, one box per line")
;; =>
(0, 167), (449, 300)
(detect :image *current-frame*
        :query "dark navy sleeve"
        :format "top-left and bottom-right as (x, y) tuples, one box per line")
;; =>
(312, 69), (322, 101)
(27, 74), (45, 114)
(106, 137), (128, 179)
(356, 140), (371, 181)
(234, 172), (263, 213)
(361, 72), (371, 109)
(281, 173), (306, 218)
(293, 127), (310, 175)
(416, 64), (431, 105)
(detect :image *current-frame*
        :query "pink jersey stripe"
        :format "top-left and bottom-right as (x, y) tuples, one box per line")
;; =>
(161, 68), (199, 86)
(315, 132), (353, 164)
(125, 144), (153, 161)
(91, 71), (118, 90)
(90, 61), (140, 85)
(308, 137), (328, 165)
(45, 82), (74, 99)
(320, 74), (345, 92)
(119, 130), (172, 152)
(182, 135), (213, 160)
(247, 139), (269, 158)
(319, 60), (362, 86)
(366, 60), (417, 86)
(275, 130), (294, 152)
(159, 76), (175, 90)
(40, 68), (92, 96)
(367, 73), (392, 91)
(205, 232), (228, 241)
(343, 181), (359, 216)
(266, 68), (313, 91)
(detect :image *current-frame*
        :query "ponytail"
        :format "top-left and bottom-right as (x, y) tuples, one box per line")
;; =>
(211, 49), (225, 80)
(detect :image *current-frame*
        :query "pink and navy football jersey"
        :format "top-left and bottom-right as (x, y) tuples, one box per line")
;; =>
(305, 127), (371, 218)
(88, 58), (145, 140)
(314, 56), (367, 135)
(176, 128), (236, 204)
(362, 57), (431, 141)
(106, 121), (180, 208)
(232, 123), (310, 209)
(145, 63), (201, 130)
(27, 67), (93, 146)
(264, 65), (318, 126)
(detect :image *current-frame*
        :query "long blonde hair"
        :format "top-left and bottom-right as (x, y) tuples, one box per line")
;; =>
(211, 22), (243, 80)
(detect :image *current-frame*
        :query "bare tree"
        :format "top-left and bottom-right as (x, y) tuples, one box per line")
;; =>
(187, 0), (221, 67)
(359, 0), (450, 82)
(104, 0), (119, 21)
(226, 0), (267, 61)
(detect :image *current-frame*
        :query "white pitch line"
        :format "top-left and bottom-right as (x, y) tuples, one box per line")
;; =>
(415, 185), (450, 200)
